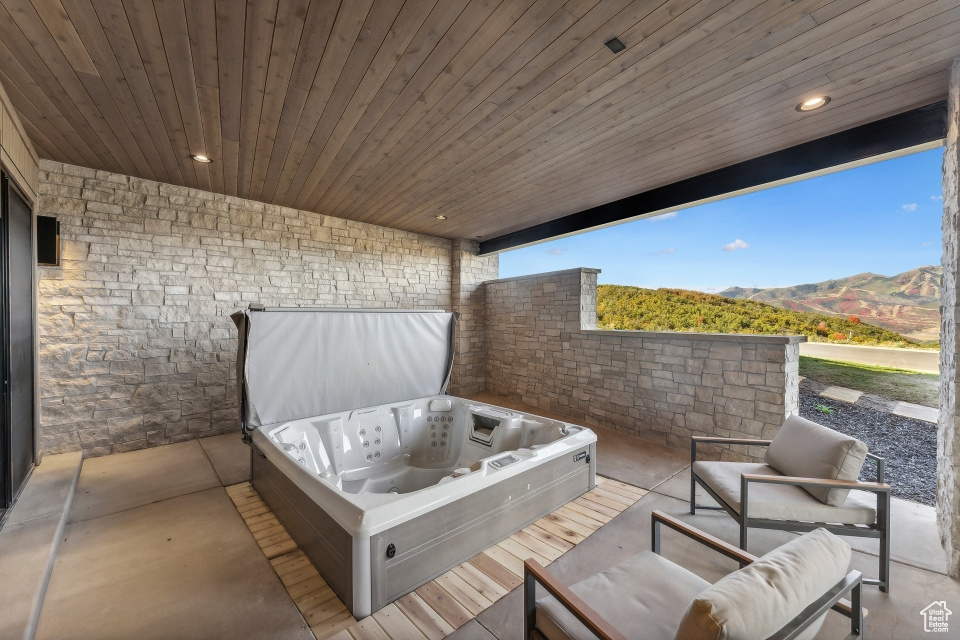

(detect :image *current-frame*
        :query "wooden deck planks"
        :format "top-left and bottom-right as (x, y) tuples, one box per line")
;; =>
(510, 529), (566, 561)
(415, 582), (472, 630)
(313, 610), (356, 639)
(348, 616), (392, 640)
(451, 562), (509, 603)
(520, 524), (575, 553)
(371, 603), (429, 640)
(573, 494), (623, 519)
(497, 537), (551, 567)
(396, 593), (455, 640)
(436, 571), (492, 615)
(563, 500), (613, 525)
(226, 475), (644, 639)
(297, 585), (338, 612)
(467, 553), (523, 591)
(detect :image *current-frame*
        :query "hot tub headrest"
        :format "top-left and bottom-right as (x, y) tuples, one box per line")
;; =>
(233, 308), (457, 429)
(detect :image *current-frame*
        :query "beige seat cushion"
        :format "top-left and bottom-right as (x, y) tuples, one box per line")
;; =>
(765, 414), (869, 506)
(535, 551), (709, 640)
(693, 461), (876, 525)
(674, 528), (851, 640)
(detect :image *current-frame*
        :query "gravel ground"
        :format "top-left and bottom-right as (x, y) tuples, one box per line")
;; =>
(798, 392), (936, 506)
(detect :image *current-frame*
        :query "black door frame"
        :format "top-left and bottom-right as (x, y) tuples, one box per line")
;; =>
(0, 171), (36, 516)
(0, 172), (6, 516)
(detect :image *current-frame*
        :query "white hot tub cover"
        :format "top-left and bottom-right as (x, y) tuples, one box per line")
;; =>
(232, 307), (457, 429)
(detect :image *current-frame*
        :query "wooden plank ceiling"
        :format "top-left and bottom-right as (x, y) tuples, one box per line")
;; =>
(0, 0), (956, 242)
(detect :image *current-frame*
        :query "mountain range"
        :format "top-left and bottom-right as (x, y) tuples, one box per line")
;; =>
(720, 266), (941, 342)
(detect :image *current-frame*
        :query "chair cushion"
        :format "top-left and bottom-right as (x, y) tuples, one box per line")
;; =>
(674, 528), (852, 640)
(535, 551), (710, 640)
(765, 415), (869, 506)
(693, 461), (876, 525)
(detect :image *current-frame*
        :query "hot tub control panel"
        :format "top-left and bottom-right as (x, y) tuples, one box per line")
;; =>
(489, 454), (519, 469)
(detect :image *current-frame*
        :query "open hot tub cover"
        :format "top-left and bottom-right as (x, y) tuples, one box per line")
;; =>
(233, 308), (457, 428)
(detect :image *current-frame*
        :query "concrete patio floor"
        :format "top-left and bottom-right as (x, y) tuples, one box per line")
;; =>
(23, 395), (960, 640)
(34, 436), (312, 640)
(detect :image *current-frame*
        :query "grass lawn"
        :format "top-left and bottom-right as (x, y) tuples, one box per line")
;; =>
(799, 356), (939, 408)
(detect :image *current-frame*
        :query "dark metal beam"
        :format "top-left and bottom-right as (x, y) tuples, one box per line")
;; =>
(479, 100), (948, 255)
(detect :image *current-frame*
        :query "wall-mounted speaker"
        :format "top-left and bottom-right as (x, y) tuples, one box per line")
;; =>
(37, 215), (59, 266)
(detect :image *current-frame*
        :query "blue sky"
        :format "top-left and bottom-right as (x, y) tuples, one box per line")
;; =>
(499, 147), (945, 292)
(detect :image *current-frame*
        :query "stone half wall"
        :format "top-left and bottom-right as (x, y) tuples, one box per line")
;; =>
(37, 160), (452, 456)
(484, 268), (803, 456)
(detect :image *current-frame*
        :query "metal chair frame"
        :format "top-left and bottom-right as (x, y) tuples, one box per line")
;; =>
(524, 510), (865, 640)
(690, 436), (891, 593)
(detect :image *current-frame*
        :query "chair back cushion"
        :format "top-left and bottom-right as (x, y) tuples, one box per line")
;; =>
(764, 414), (868, 505)
(673, 528), (851, 640)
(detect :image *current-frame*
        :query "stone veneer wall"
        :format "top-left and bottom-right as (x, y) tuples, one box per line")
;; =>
(484, 268), (802, 455)
(449, 240), (498, 395)
(37, 160), (452, 456)
(939, 57), (960, 579)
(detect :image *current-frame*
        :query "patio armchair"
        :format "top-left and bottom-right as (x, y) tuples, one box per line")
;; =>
(690, 414), (891, 592)
(524, 510), (864, 640)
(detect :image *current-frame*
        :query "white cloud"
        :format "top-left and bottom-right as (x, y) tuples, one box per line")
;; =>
(546, 248), (567, 256)
(722, 239), (749, 252)
(932, 195), (943, 201)
(652, 247), (676, 256)
(902, 203), (918, 212)
(648, 211), (678, 222)
(922, 241), (935, 247)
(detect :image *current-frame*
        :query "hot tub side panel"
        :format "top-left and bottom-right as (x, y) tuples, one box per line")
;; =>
(251, 446), (355, 613)
(369, 442), (595, 613)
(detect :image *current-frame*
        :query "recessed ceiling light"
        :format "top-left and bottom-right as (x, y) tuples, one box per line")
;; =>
(435, 215), (447, 220)
(796, 96), (830, 112)
(605, 37), (626, 54)
(192, 154), (212, 163)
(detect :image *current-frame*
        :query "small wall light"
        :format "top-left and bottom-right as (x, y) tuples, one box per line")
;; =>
(192, 154), (213, 163)
(37, 215), (60, 266)
(796, 96), (830, 112)
(436, 215), (447, 220)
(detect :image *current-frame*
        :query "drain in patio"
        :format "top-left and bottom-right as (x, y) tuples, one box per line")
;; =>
(226, 477), (647, 640)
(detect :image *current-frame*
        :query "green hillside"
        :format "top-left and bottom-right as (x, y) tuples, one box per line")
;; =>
(597, 285), (921, 347)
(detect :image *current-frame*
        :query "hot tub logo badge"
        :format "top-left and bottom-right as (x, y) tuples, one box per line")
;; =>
(921, 601), (951, 632)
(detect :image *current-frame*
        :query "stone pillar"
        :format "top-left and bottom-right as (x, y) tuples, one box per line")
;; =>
(449, 240), (498, 396)
(579, 269), (599, 330)
(939, 57), (960, 578)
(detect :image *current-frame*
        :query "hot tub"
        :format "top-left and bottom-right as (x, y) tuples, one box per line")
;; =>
(233, 308), (596, 618)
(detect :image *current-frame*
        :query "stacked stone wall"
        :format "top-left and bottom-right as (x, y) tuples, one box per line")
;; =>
(939, 57), (960, 578)
(484, 268), (802, 456)
(37, 160), (451, 456)
(449, 240), (498, 395)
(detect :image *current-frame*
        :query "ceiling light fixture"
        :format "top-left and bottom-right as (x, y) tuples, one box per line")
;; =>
(796, 96), (830, 112)
(435, 215), (447, 220)
(192, 154), (212, 163)
(605, 37), (626, 54)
